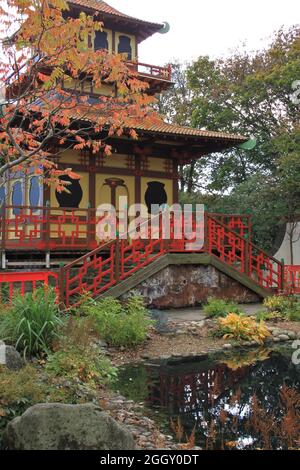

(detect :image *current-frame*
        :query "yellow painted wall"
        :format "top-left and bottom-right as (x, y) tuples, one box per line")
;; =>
(147, 157), (174, 172)
(95, 173), (135, 240)
(93, 83), (115, 96)
(63, 76), (114, 97)
(58, 149), (81, 165)
(102, 153), (130, 169)
(95, 174), (135, 209)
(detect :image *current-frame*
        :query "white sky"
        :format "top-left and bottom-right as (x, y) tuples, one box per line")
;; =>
(108, 0), (299, 65)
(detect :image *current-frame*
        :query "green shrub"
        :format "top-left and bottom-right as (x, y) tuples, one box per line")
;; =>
(47, 314), (117, 387)
(286, 307), (300, 322)
(85, 296), (154, 348)
(0, 288), (63, 357)
(46, 346), (116, 387)
(54, 315), (97, 351)
(0, 365), (48, 437)
(203, 297), (242, 318)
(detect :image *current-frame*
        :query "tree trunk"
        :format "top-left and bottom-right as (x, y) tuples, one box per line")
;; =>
(187, 162), (196, 194)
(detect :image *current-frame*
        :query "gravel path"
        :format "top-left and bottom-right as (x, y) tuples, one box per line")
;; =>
(150, 303), (265, 332)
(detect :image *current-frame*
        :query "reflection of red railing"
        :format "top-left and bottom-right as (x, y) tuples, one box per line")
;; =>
(146, 363), (250, 411)
(127, 61), (172, 81)
(0, 271), (58, 301)
(284, 265), (300, 294)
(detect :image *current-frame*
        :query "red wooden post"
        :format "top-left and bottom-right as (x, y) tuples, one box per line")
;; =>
(86, 206), (92, 249)
(45, 204), (51, 251)
(280, 261), (285, 292)
(204, 212), (209, 253)
(114, 239), (120, 282)
(244, 240), (250, 276)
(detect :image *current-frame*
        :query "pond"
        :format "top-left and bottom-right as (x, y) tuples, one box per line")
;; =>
(113, 345), (300, 450)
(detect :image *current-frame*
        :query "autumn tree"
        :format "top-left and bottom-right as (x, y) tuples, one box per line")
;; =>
(0, 0), (158, 197)
(159, 26), (300, 193)
(188, 26), (300, 192)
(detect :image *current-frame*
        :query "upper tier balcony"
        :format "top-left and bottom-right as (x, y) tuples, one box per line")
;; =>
(127, 61), (173, 93)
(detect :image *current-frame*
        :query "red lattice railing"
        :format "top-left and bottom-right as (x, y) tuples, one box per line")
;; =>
(0, 205), (100, 251)
(0, 206), (283, 305)
(209, 213), (251, 239)
(127, 61), (172, 81)
(207, 214), (283, 291)
(0, 271), (58, 302)
(59, 241), (117, 308)
(58, 212), (283, 307)
(0, 206), (252, 252)
(284, 265), (300, 294)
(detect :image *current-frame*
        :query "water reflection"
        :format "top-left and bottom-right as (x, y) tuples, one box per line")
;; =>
(115, 348), (300, 449)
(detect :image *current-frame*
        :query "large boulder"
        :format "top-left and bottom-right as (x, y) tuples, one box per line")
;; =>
(2, 403), (136, 450)
(0, 345), (23, 371)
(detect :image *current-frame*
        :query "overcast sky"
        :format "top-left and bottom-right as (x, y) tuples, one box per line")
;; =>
(108, 0), (299, 65)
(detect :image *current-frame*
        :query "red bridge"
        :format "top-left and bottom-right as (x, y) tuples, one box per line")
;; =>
(0, 205), (285, 307)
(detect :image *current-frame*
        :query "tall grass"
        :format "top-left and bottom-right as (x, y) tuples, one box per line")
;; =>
(0, 288), (63, 357)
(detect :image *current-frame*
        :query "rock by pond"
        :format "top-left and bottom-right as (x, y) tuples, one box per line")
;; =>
(2, 403), (136, 450)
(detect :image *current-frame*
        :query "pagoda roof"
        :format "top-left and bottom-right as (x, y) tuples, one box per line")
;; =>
(67, 105), (248, 159)
(68, 1), (164, 42)
(134, 122), (247, 142)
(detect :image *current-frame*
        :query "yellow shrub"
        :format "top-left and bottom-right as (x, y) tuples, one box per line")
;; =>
(218, 313), (270, 344)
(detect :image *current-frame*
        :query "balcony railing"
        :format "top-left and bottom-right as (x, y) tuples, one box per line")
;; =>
(127, 61), (172, 81)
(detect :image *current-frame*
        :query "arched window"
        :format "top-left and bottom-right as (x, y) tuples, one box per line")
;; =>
(118, 35), (132, 60)
(0, 186), (5, 206)
(29, 176), (40, 207)
(94, 31), (109, 51)
(12, 181), (23, 215)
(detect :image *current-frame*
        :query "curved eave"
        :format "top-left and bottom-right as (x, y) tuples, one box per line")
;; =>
(68, 1), (163, 42)
(133, 125), (248, 143)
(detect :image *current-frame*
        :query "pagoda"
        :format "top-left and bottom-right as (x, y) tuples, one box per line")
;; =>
(0, 1), (284, 308)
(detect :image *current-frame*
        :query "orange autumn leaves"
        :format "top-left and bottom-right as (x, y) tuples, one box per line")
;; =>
(0, 0), (160, 189)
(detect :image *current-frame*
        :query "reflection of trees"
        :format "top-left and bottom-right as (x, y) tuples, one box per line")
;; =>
(143, 351), (300, 449)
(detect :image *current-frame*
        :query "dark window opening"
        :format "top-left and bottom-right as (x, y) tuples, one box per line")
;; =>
(118, 35), (132, 60)
(94, 31), (109, 51)
(55, 175), (83, 209)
